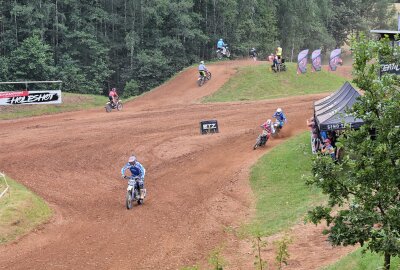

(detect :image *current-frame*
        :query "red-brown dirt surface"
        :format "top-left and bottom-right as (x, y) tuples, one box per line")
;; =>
(0, 62), (355, 270)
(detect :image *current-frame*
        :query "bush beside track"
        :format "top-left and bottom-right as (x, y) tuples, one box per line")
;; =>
(0, 175), (52, 244)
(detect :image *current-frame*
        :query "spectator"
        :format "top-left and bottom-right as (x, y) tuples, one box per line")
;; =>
(321, 139), (336, 160)
(312, 132), (322, 154)
(268, 54), (274, 62)
(320, 130), (327, 141)
(276, 45), (283, 61)
(327, 131), (337, 148)
(307, 117), (315, 131)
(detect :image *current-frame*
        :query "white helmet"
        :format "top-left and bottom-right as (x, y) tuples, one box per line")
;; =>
(128, 156), (136, 163)
(276, 108), (282, 113)
(266, 119), (272, 125)
(200, 61), (204, 65)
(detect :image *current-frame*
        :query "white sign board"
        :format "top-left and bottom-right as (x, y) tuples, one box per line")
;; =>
(0, 90), (62, 105)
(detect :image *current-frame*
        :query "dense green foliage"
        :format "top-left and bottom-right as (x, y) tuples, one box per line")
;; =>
(306, 34), (400, 270)
(0, 0), (395, 95)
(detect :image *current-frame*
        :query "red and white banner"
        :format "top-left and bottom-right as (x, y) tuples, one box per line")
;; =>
(0, 90), (62, 105)
(0, 90), (29, 99)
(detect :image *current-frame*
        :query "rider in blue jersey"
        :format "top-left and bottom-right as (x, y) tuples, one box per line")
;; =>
(121, 155), (146, 199)
(272, 108), (287, 129)
(217, 38), (226, 55)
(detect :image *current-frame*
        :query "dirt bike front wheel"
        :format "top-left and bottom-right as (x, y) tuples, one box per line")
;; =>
(225, 50), (231, 58)
(117, 102), (123, 111)
(253, 136), (261, 150)
(126, 191), (133, 209)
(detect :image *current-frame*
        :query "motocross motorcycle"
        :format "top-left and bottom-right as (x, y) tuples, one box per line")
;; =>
(197, 71), (212, 87)
(272, 58), (287, 72)
(124, 176), (146, 209)
(216, 45), (231, 60)
(105, 97), (123, 113)
(272, 121), (282, 137)
(253, 129), (270, 150)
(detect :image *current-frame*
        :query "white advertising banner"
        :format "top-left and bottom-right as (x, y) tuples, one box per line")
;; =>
(0, 90), (62, 105)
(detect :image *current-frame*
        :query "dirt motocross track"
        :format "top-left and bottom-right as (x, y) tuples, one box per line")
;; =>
(0, 61), (354, 270)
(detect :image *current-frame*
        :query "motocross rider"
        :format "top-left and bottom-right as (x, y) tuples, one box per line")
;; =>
(108, 88), (119, 107)
(217, 38), (226, 55)
(272, 108), (287, 129)
(121, 156), (146, 199)
(198, 61), (208, 78)
(261, 119), (275, 139)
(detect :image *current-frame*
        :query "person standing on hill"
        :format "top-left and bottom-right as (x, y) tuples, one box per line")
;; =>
(321, 139), (336, 160)
(276, 45), (282, 61)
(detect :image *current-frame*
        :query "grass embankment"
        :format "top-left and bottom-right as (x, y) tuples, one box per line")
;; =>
(243, 132), (324, 236)
(323, 248), (400, 270)
(0, 92), (109, 120)
(0, 175), (52, 244)
(203, 63), (346, 102)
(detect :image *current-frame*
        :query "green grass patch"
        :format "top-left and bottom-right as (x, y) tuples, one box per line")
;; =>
(203, 63), (347, 102)
(243, 132), (325, 236)
(0, 92), (109, 120)
(0, 175), (52, 244)
(322, 247), (400, 270)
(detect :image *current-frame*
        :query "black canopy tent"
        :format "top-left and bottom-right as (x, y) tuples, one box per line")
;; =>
(314, 82), (364, 131)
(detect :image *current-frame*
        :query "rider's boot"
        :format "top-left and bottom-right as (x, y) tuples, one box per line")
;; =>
(139, 189), (145, 199)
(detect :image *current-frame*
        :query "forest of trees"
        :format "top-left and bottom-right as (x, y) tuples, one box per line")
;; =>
(0, 0), (396, 96)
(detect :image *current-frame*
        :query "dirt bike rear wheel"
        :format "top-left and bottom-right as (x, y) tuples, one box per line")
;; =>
(105, 104), (112, 113)
(137, 199), (143, 205)
(217, 51), (223, 60)
(207, 72), (212, 81)
(126, 191), (133, 209)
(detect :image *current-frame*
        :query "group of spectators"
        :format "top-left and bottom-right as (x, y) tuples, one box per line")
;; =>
(307, 117), (340, 160)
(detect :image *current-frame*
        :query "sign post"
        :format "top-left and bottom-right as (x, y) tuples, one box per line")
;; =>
(200, 120), (219, 134)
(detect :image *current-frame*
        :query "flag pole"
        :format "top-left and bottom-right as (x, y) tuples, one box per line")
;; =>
(398, 12), (400, 32)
